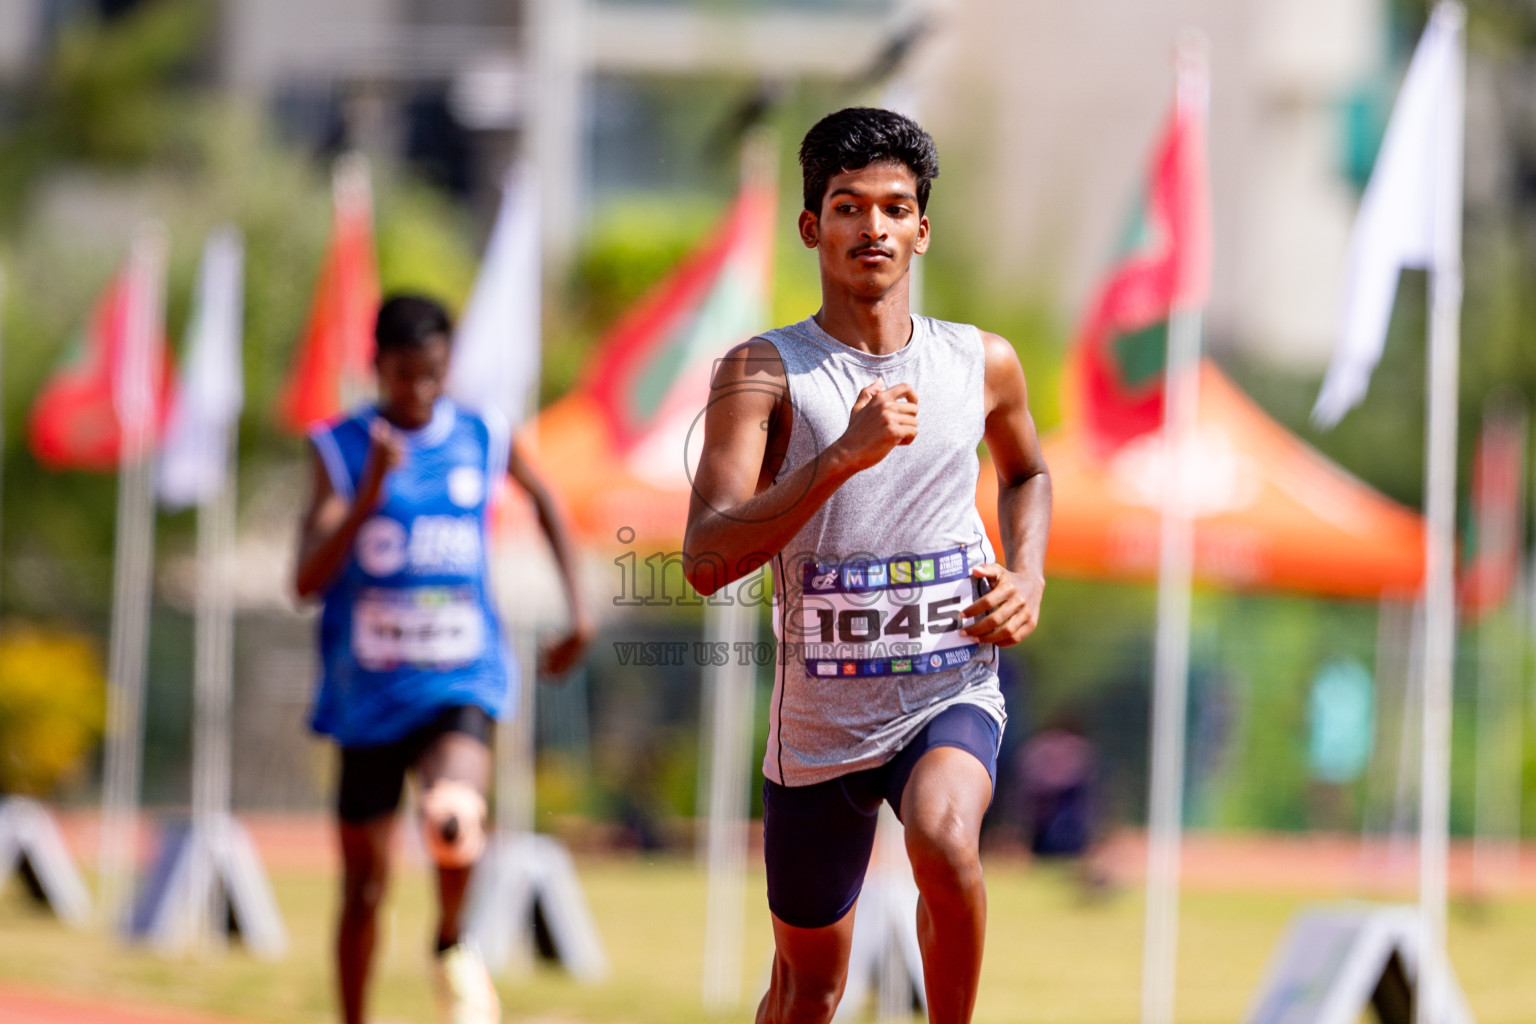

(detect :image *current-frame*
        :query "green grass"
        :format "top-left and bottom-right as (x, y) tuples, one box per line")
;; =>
(2, 856), (1534, 1023)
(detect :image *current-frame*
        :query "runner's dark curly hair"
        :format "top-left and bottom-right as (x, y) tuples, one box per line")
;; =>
(799, 107), (940, 215)
(375, 293), (452, 355)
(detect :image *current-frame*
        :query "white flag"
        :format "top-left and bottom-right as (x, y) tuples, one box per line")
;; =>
(1312, 2), (1464, 428)
(158, 227), (245, 509)
(449, 160), (542, 430)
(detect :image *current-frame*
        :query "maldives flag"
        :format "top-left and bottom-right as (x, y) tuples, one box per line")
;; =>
(277, 157), (378, 432)
(1071, 66), (1211, 455)
(578, 174), (776, 485)
(522, 170), (776, 546)
(29, 238), (172, 471)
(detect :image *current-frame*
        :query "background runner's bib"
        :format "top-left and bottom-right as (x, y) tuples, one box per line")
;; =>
(352, 587), (485, 669)
(761, 315), (1007, 787)
(308, 399), (515, 748)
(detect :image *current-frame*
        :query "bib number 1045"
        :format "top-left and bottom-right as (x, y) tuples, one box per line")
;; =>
(799, 597), (963, 644)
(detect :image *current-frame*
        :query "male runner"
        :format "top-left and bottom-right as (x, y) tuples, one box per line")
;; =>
(295, 294), (591, 1024)
(685, 108), (1051, 1024)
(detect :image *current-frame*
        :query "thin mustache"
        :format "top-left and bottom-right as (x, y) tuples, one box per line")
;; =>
(850, 245), (894, 258)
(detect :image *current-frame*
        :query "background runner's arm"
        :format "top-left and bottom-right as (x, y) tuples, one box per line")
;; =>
(961, 332), (1051, 645)
(684, 339), (919, 595)
(507, 438), (592, 675)
(294, 421), (401, 600)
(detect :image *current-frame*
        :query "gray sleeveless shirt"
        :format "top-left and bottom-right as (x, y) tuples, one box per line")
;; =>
(760, 314), (1006, 787)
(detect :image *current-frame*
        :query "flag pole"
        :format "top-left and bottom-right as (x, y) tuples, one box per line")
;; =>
(99, 223), (169, 928)
(1419, 5), (1466, 1019)
(1140, 37), (1207, 1024)
(700, 129), (775, 1013)
(188, 229), (245, 951)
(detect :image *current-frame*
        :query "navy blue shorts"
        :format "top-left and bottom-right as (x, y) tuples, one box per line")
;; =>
(336, 705), (493, 823)
(762, 702), (1002, 929)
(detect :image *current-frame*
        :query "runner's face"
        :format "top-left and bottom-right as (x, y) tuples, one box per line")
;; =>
(800, 160), (929, 300)
(375, 335), (450, 430)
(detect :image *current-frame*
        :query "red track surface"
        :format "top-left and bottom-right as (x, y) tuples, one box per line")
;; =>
(0, 988), (250, 1024)
(42, 809), (1536, 893)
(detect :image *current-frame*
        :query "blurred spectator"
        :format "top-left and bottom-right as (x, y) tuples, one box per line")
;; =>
(1019, 715), (1097, 858)
(1016, 713), (1111, 895)
(1307, 657), (1374, 831)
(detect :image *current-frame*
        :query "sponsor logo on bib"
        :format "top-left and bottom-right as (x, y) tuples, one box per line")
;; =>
(357, 517), (408, 577)
(356, 515), (482, 577)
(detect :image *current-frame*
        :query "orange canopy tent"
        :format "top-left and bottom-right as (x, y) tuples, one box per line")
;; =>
(977, 361), (1425, 599)
(531, 355), (1425, 602)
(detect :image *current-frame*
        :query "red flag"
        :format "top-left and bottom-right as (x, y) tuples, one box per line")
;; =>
(1458, 408), (1526, 622)
(28, 255), (171, 471)
(277, 158), (378, 433)
(1071, 65), (1211, 455)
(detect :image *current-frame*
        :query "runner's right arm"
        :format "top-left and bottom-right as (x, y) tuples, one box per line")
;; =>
(294, 420), (402, 600)
(684, 338), (919, 594)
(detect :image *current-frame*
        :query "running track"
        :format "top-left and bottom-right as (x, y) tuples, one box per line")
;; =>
(0, 988), (250, 1024)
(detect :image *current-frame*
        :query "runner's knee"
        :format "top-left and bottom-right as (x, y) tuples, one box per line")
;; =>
(419, 779), (487, 869)
(341, 861), (389, 914)
(774, 973), (844, 1024)
(906, 814), (982, 894)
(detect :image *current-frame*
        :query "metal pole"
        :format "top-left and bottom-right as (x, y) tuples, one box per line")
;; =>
(529, 0), (585, 273)
(1139, 308), (1201, 1024)
(1140, 38), (1207, 1024)
(186, 424), (239, 950)
(99, 225), (168, 928)
(700, 581), (758, 1012)
(1418, 6), (1464, 1021)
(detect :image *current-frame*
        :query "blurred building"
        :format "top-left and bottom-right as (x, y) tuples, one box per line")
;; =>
(217, 0), (920, 264)
(217, 0), (1391, 369)
(6, 0), (1396, 368)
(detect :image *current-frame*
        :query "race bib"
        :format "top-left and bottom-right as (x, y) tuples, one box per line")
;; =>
(786, 546), (980, 678)
(352, 587), (485, 670)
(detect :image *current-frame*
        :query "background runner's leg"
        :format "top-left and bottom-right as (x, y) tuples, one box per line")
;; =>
(899, 747), (992, 1024)
(415, 730), (493, 947)
(338, 815), (396, 1024)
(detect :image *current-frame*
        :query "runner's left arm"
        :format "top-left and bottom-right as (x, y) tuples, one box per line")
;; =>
(508, 437), (594, 676)
(962, 331), (1052, 646)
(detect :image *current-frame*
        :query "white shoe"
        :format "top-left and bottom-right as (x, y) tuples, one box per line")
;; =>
(431, 941), (501, 1024)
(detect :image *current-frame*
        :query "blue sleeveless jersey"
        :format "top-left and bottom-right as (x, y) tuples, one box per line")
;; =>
(307, 399), (515, 747)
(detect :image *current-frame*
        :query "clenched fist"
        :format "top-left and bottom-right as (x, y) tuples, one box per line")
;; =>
(357, 418), (406, 511)
(832, 377), (919, 473)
